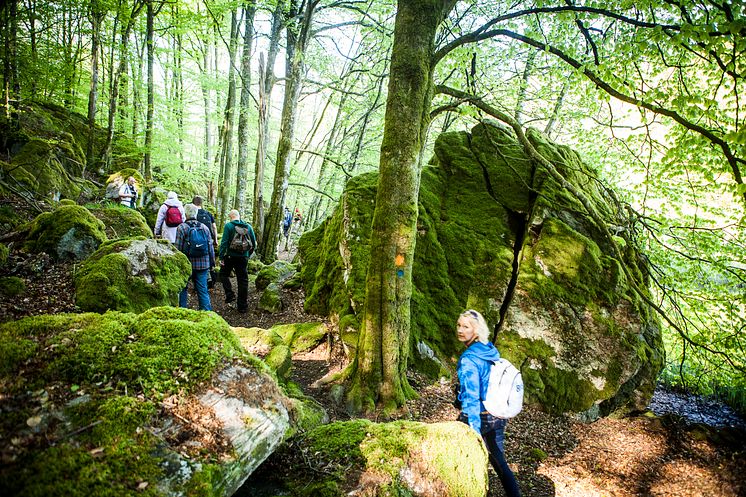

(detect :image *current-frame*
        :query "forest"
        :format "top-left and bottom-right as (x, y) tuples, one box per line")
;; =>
(0, 0), (744, 495)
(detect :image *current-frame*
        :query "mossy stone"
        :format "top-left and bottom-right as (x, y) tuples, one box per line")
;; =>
(258, 283), (283, 313)
(88, 205), (153, 240)
(255, 261), (297, 291)
(232, 326), (283, 352)
(74, 238), (191, 313)
(299, 121), (663, 416)
(269, 322), (327, 353)
(0, 308), (265, 497)
(25, 205), (108, 261)
(265, 344), (292, 381)
(0, 276), (25, 297)
(286, 420), (488, 496)
(246, 258), (265, 275)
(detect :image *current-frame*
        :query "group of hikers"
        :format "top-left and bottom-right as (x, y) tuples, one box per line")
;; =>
(111, 177), (520, 496)
(151, 191), (256, 314)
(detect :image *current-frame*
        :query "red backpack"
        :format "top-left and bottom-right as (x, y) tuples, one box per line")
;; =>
(164, 205), (182, 227)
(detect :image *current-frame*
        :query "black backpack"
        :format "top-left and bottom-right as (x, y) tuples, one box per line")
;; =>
(196, 208), (212, 228)
(229, 223), (253, 253)
(184, 221), (209, 257)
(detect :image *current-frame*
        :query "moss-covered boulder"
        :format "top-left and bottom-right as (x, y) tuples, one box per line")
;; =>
(259, 282), (284, 313)
(270, 322), (328, 353)
(255, 260), (297, 291)
(74, 238), (191, 313)
(88, 205), (153, 239)
(269, 419), (488, 496)
(0, 276), (25, 297)
(0, 102), (140, 201)
(0, 308), (292, 497)
(25, 204), (108, 261)
(299, 122), (663, 418)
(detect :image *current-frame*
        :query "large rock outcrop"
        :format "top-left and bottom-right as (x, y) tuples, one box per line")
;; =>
(24, 204), (108, 261)
(0, 102), (140, 201)
(0, 308), (295, 497)
(299, 122), (663, 418)
(74, 238), (191, 313)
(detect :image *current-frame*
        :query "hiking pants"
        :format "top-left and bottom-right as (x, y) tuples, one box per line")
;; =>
(180, 268), (211, 311)
(221, 255), (248, 311)
(459, 412), (521, 497)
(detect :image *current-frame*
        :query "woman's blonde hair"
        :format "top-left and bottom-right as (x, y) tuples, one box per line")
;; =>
(460, 309), (490, 344)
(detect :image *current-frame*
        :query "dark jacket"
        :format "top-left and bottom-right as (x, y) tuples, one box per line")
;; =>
(219, 219), (256, 258)
(457, 341), (501, 433)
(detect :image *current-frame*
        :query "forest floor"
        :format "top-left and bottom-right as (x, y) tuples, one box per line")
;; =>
(2, 241), (745, 497)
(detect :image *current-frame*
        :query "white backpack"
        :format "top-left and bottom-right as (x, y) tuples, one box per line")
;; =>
(482, 358), (524, 418)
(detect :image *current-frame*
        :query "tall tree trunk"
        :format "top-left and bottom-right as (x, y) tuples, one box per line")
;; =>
(544, 75), (571, 137)
(216, 9), (240, 226)
(514, 48), (536, 125)
(103, 1), (144, 170)
(252, 0), (284, 247)
(235, 1), (257, 214)
(258, 0), (317, 263)
(346, 0), (457, 413)
(201, 38), (213, 172)
(2, 0), (20, 118)
(86, 0), (105, 171)
(143, 0), (155, 180)
(26, 0), (37, 96)
(174, 4), (184, 169)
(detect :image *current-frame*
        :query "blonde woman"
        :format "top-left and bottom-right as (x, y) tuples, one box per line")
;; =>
(456, 309), (521, 497)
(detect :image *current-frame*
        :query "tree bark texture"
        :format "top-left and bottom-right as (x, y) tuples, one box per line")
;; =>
(258, 0), (316, 263)
(347, 0), (456, 413)
(216, 9), (240, 226)
(236, 1), (257, 215)
(252, 0), (285, 251)
(143, 0), (154, 180)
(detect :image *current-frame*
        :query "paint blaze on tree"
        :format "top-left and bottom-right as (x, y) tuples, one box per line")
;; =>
(345, 0), (457, 413)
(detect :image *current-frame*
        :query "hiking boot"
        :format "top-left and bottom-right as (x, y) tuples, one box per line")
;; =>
(225, 296), (235, 304)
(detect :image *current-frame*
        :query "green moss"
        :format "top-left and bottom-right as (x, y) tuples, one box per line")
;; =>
(0, 435), (166, 497)
(0, 276), (25, 297)
(25, 205), (108, 261)
(265, 344), (292, 381)
(74, 239), (191, 313)
(87, 205), (153, 240)
(255, 261), (297, 291)
(496, 331), (599, 413)
(59, 199), (76, 206)
(258, 283), (283, 313)
(528, 447), (548, 461)
(1, 309), (244, 397)
(269, 322), (327, 353)
(296, 420), (487, 497)
(0, 307), (256, 497)
(246, 258), (265, 274)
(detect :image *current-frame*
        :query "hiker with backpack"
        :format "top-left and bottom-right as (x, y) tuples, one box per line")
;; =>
(192, 195), (219, 288)
(455, 309), (521, 497)
(154, 191), (185, 243)
(175, 203), (214, 311)
(218, 209), (256, 313)
(118, 176), (138, 208)
(282, 207), (292, 238)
